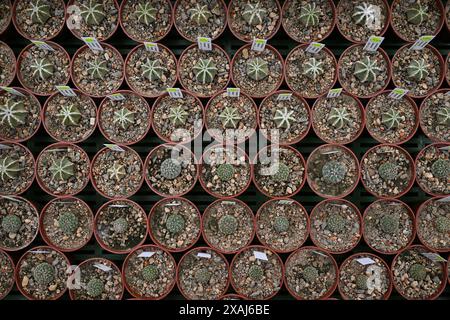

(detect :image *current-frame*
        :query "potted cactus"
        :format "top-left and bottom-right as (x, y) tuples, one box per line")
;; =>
(145, 144), (198, 197)
(310, 199), (362, 254)
(0, 41), (15, 87)
(69, 258), (123, 300)
(306, 144), (360, 198)
(94, 199), (148, 254)
(16, 246), (70, 300)
(120, 0), (173, 43)
(67, 0), (119, 41)
(40, 197), (94, 252)
(391, 44), (444, 98)
(177, 247), (229, 300)
(360, 144), (415, 198)
(338, 253), (392, 300)
(230, 245), (283, 300)
(231, 44), (283, 99)
(124, 43), (177, 98)
(0, 87), (41, 142)
(366, 90), (419, 144)
(174, 0), (227, 42)
(391, 245), (447, 300)
(122, 245), (176, 300)
(285, 44), (337, 99)
(17, 42), (70, 96)
(416, 197), (450, 252)
(98, 91), (151, 145)
(0, 196), (39, 251)
(151, 90), (204, 144)
(148, 197), (201, 252)
(205, 90), (258, 144)
(91, 146), (143, 199)
(258, 90), (311, 145)
(363, 199), (415, 255)
(415, 143), (450, 196)
(0, 249), (14, 299)
(255, 198), (309, 253)
(338, 44), (391, 98)
(178, 43), (230, 98)
(391, 0), (444, 42)
(12, 0), (65, 40)
(199, 144), (251, 198)
(43, 89), (97, 143)
(0, 142), (35, 195)
(284, 246), (338, 300)
(311, 92), (364, 144)
(36, 143), (90, 196)
(227, 0), (281, 42)
(202, 198), (255, 254)
(336, 0), (390, 43)
(0, 0), (11, 34)
(419, 89), (450, 143)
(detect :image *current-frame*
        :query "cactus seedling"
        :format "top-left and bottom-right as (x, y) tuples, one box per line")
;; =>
(327, 107), (351, 129)
(188, 4), (212, 25)
(33, 262), (55, 286)
(107, 162), (126, 181)
(218, 214), (238, 235)
(406, 3), (429, 25)
(322, 161), (347, 184)
(142, 265), (159, 282)
(86, 278), (104, 297)
(216, 163), (235, 181)
(193, 58), (217, 84)
(58, 212), (79, 235)
(352, 3), (376, 26)
(353, 56), (382, 83)
(273, 216), (289, 233)
(302, 266), (318, 283)
(168, 106), (189, 126)
(166, 213), (185, 233)
(135, 2), (157, 26)
(113, 108), (135, 130)
(141, 59), (167, 82)
(160, 158), (182, 180)
(194, 268), (211, 284)
(79, 0), (106, 25)
(219, 107), (242, 129)
(30, 58), (54, 80)
(379, 215), (399, 234)
(382, 109), (405, 130)
(408, 263), (427, 281)
(49, 157), (74, 181)
(242, 2), (267, 26)
(435, 215), (450, 233)
(112, 217), (128, 233)
(299, 3), (320, 27)
(56, 105), (82, 126)
(377, 162), (399, 181)
(326, 213), (346, 233)
(2, 214), (22, 234)
(27, 0), (51, 24)
(356, 274), (369, 290)
(272, 162), (290, 182)
(302, 58), (324, 80)
(0, 99), (27, 128)
(246, 57), (269, 81)
(407, 59), (429, 81)
(431, 159), (450, 180)
(273, 107), (295, 129)
(0, 157), (22, 181)
(248, 265), (264, 281)
(87, 58), (108, 80)
(436, 107), (450, 126)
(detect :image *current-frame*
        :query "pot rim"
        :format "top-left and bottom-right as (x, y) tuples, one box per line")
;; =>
(0, 249), (14, 299)
(0, 40), (16, 87)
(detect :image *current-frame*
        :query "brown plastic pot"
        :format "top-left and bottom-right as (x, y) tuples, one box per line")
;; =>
(219, 293), (248, 300)
(446, 53), (450, 87)
(446, 1), (450, 32)
(0, 0), (12, 35)
(0, 249), (14, 300)
(0, 41), (16, 87)
(419, 89), (450, 143)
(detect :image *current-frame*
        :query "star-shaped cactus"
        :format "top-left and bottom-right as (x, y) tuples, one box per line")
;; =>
(273, 107), (296, 129)
(30, 58), (54, 80)
(406, 3), (429, 25)
(0, 99), (28, 128)
(382, 109), (405, 130)
(242, 2), (267, 26)
(299, 3), (320, 27)
(352, 2), (376, 26)
(188, 4), (212, 25)
(302, 57), (324, 80)
(26, 0), (51, 24)
(327, 107), (351, 129)
(407, 59), (429, 81)
(168, 106), (189, 126)
(79, 0), (106, 26)
(56, 105), (82, 126)
(436, 107), (450, 126)
(246, 57), (269, 81)
(113, 108), (135, 130)
(219, 106), (242, 129)
(49, 157), (74, 181)
(193, 58), (217, 84)
(141, 59), (167, 82)
(86, 58), (108, 80)
(353, 56), (382, 83)
(0, 157), (22, 181)
(107, 162), (126, 181)
(135, 2), (157, 26)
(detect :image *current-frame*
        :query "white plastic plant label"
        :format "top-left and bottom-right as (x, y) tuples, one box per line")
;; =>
(254, 251), (268, 261)
(410, 35), (435, 50)
(0, 144), (12, 150)
(278, 199), (293, 205)
(144, 42), (159, 52)
(0, 195), (22, 202)
(55, 85), (77, 97)
(197, 252), (211, 259)
(251, 38), (267, 52)
(437, 196), (450, 202)
(167, 88), (183, 98)
(388, 88), (409, 99)
(0, 86), (25, 96)
(81, 37), (103, 51)
(197, 37), (212, 51)
(226, 88), (240, 97)
(94, 264), (112, 272)
(107, 93), (126, 101)
(439, 146), (450, 152)
(363, 36), (384, 52)
(356, 257), (376, 265)
(104, 144), (125, 152)
(421, 252), (447, 263)
(31, 40), (55, 51)
(90, 118), (96, 125)
(138, 252), (155, 258)
(327, 88), (342, 98)
(305, 42), (325, 54)
(277, 93), (292, 101)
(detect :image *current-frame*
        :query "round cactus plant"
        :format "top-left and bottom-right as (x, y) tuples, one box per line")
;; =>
(246, 57), (269, 81)
(272, 162), (290, 182)
(406, 3), (429, 25)
(112, 217), (128, 234)
(327, 107), (351, 129)
(299, 3), (320, 27)
(302, 57), (324, 80)
(58, 212), (79, 235)
(273, 215), (290, 233)
(160, 158), (182, 180)
(166, 214), (185, 234)
(326, 213), (346, 233)
(436, 107), (450, 126)
(30, 58), (54, 80)
(248, 264), (264, 281)
(322, 161), (347, 184)
(407, 59), (429, 81)
(0, 156), (22, 181)
(408, 263), (427, 281)
(216, 163), (235, 181)
(377, 162), (399, 181)
(86, 58), (108, 80)
(194, 268), (211, 284)
(141, 59), (167, 82)
(353, 56), (382, 83)
(218, 214), (238, 235)
(26, 0), (51, 24)
(219, 107), (242, 129)
(49, 157), (74, 181)
(79, 0), (106, 25)
(0, 98), (27, 128)
(356, 274), (369, 290)
(135, 2), (157, 26)
(352, 3), (377, 25)
(435, 216), (450, 234)
(273, 107), (296, 129)
(1, 214), (22, 234)
(32, 262), (55, 286)
(86, 278), (104, 297)
(242, 2), (267, 26)
(430, 159), (450, 180)
(168, 106), (189, 126)
(57, 105), (82, 126)
(379, 215), (399, 234)
(107, 162), (126, 181)
(113, 108), (135, 130)
(193, 58), (217, 84)
(141, 265), (159, 282)
(188, 4), (212, 25)
(382, 109), (405, 130)
(302, 266), (319, 283)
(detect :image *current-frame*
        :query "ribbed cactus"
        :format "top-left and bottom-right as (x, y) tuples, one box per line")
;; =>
(33, 262), (55, 286)
(218, 107), (242, 128)
(112, 217), (128, 233)
(87, 58), (108, 80)
(113, 108), (135, 130)
(135, 2), (157, 26)
(142, 265), (159, 282)
(273, 162), (290, 182)
(302, 266), (318, 283)
(194, 268), (211, 284)
(302, 58), (324, 80)
(322, 161), (347, 184)
(406, 3), (429, 25)
(299, 3), (320, 27)
(436, 107), (450, 126)
(168, 106), (188, 126)
(0, 99), (27, 128)
(273, 107), (296, 129)
(86, 278), (104, 297)
(273, 216), (289, 233)
(2, 214), (22, 234)
(356, 274), (369, 290)
(353, 56), (382, 83)
(193, 58), (217, 84)
(242, 2), (267, 26)
(166, 213), (185, 233)
(79, 0), (106, 26)
(377, 162), (399, 181)
(107, 162), (126, 181)
(352, 3), (376, 25)
(160, 158), (182, 180)
(431, 159), (449, 179)
(408, 264), (427, 281)
(56, 105), (82, 126)
(188, 4), (212, 25)
(382, 109), (405, 130)
(49, 157), (74, 181)
(379, 215), (399, 234)
(218, 215), (238, 235)
(327, 107), (351, 129)
(0, 157), (22, 181)
(58, 212), (79, 235)
(435, 216), (450, 234)
(248, 265), (264, 281)
(216, 163), (235, 181)
(30, 58), (54, 80)
(26, 0), (51, 24)
(326, 213), (345, 233)
(141, 59), (167, 82)
(407, 59), (429, 81)
(246, 57), (269, 81)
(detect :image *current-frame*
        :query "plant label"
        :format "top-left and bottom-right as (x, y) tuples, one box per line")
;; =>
(254, 251), (268, 261)
(251, 38), (267, 52)
(313, 250), (328, 257)
(277, 93), (292, 101)
(197, 37), (212, 51)
(410, 35), (435, 51)
(81, 37), (103, 51)
(222, 201), (236, 205)
(197, 252), (211, 259)
(356, 257), (376, 265)
(439, 146), (450, 152)
(0, 144), (12, 150)
(138, 252), (155, 258)
(94, 263), (112, 272)
(363, 36), (384, 52)
(226, 88), (240, 98)
(0, 195), (22, 202)
(278, 199), (293, 205)
(327, 88), (342, 98)
(305, 42), (325, 54)
(55, 85), (77, 97)
(421, 252), (446, 263)
(90, 118), (96, 125)
(0, 87), (25, 97)
(388, 88), (409, 99)
(167, 88), (183, 98)
(144, 42), (160, 52)
(104, 144), (125, 152)
(31, 40), (55, 51)
(107, 93), (126, 101)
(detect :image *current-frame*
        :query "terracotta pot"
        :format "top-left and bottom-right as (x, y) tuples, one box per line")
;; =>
(0, 41), (16, 87)
(0, 0), (12, 35)
(0, 249), (14, 300)
(419, 89), (450, 143)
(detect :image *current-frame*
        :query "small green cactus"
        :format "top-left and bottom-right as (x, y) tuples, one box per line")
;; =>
(107, 162), (126, 181)
(436, 107), (450, 126)
(382, 109), (405, 130)
(33, 262), (55, 286)
(166, 214), (185, 234)
(379, 215), (399, 234)
(1, 214), (22, 234)
(87, 58), (108, 80)
(188, 4), (212, 25)
(0, 157), (22, 181)
(353, 56), (382, 83)
(356, 274), (369, 290)
(57, 105), (82, 126)
(86, 278), (104, 297)
(377, 162), (399, 181)
(218, 215), (238, 235)
(58, 212), (79, 235)
(26, 0), (51, 24)
(113, 108), (135, 130)
(273, 107), (296, 129)
(49, 157), (74, 181)
(141, 265), (159, 282)
(216, 163), (235, 181)
(327, 107), (351, 129)
(435, 216), (450, 234)
(168, 106), (189, 126)
(272, 162), (290, 182)
(248, 265), (264, 281)
(302, 266), (319, 283)
(302, 58), (324, 80)
(299, 3), (320, 27)
(242, 2), (267, 26)
(193, 58), (217, 84)
(246, 57), (269, 81)
(352, 3), (377, 25)
(326, 213), (346, 233)
(431, 159), (450, 180)
(141, 59), (167, 82)
(160, 158), (182, 180)
(273, 216), (290, 233)
(407, 59), (429, 81)
(112, 217), (128, 233)
(0, 99), (27, 128)
(135, 2), (157, 26)
(30, 58), (54, 80)
(194, 268), (211, 284)
(218, 107), (242, 129)
(406, 3), (429, 25)
(79, 0), (106, 26)
(321, 161), (347, 184)
(408, 263), (427, 281)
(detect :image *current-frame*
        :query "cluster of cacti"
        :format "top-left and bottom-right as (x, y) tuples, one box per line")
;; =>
(49, 157), (74, 181)
(216, 163), (235, 181)
(408, 263), (427, 281)
(406, 3), (429, 25)
(327, 107), (351, 129)
(248, 264), (264, 281)
(302, 266), (319, 283)
(377, 162), (399, 181)
(218, 107), (242, 129)
(168, 106), (188, 126)
(436, 107), (450, 126)
(272, 162), (290, 182)
(302, 57), (324, 80)
(26, 0), (51, 24)
(86, 278), (104, 297)
(141, 59), (167, 82)
(56, 105), (82, 126)
(435, 216), (450, 234)
(218, 214), (238, 235)
(107, 162), (126, 181)
(326, 213), (345, 233)
(194, 268), (211, 284)
(242, 2), (267, 26)
(58, 212), (79, 235)
(188, 4), (212, 25)
(87, 58), (108, 80)
(0, 99), (27, 128)
(382, 109), (405, 130)
(273, 215), (290, 233)
(32, 262), (55, 286)
(112, 217), (128, 233)
(353, 56), (382, 83)
(160, 158), (182, 180)
(379, 215), (399, 234)
(355, 274), (369, 290)
(193, 58), (217, 84)
(113, 108), (135, 130)
(166, 213), (185, 234)
(299, 3), (320, 27)
(273, 107), (296, 129)
(0, 156), (22, 181)
(135, 2), (157, 26)
(431, 159), (450, 180)
(246, 57), (269, 81)
(30, 58), (54, 80)
(1, 214), (22, 234)
(321, 161), (347, 184)
(352, 3), (377, 26)
(407, 59), (429, 81)
(142, 265), (159, 282)
(79, 0), (106, 25)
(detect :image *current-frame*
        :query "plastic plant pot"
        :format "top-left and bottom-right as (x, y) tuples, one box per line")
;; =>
(365, 90), (419, 145)
(94, 199), (148, 255)
(253, 145), (306, 199)
(90, 146), (144, 199)
(419, 89), (450, 143)
(202, 198), (255, 255)
(68, 258), (124, 300)
(97, 90), (151, 145)
(145, 143), (199, 197)
(0, 87), (41, 142)
(39, 196), (94, 252)
(119, 0), (173, 43)
(0, 142), (35, 196)
(0, 0), (12, 35)
(414, 143), (450, 197)
(15, 246), (70, 300)
(255, 198), (309, 253)
(177, 246), (229, 300)
(148, 197), (202, 253)
(338, 253), (393, 300)
(151, 90), (204, 144)
(0, 249), (14, 300)
(122, 245), (177, 300)
(220, 294), (247, 300)
(17, 42), (70, 96)
(446, 53), (450, 87)
(42, 89), (97, 143)
(391, 245), (448, 300)
(230, 245), (284, 300)
(0, 41), (16, 87)
(173, 0), (227, 42)
(258, 90), (311, 145)
(362, 199), (415, 255)
(284, 246), (338, 300)
(36, 142), (90, 197)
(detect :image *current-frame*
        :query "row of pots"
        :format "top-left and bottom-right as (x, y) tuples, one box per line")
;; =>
(1, 0), (450, 44)
(1, 244), (449, 300)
